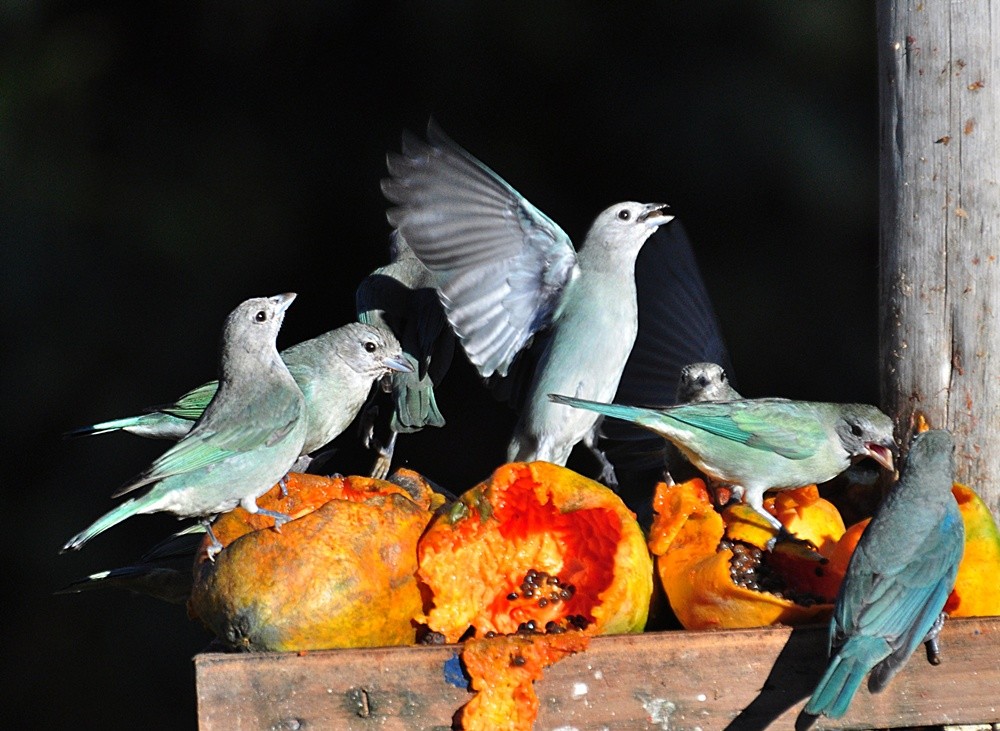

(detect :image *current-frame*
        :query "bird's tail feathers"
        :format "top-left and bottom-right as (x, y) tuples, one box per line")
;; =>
(804, 636), (889, 719)
(63, 416), (143, 438)
(391, 371), (446, 433)
(547, 394), (658, 425)
(61, 498), (143, 553)
(55, 566), (145, 595)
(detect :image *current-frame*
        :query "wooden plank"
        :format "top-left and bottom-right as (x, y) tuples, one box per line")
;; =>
(195, 615), (1000, 730)
(877, 0), (1000, 516)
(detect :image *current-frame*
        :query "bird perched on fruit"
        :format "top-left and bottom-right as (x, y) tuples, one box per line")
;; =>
(356, 231), (454, 478)
(69, 322), (412, 472)
(799, 429), (964, 725)
(382, 120), (677, 483)
(548, 393), (896, 534)
(63, 293), (308, 557)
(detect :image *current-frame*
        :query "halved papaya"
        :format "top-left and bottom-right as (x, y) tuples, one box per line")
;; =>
(416, 461), (653, 643)
(649, 479), (842, 630)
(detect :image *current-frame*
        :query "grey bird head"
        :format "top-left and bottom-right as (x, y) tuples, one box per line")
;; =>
(220, 292), (296, 373)
(583, 202), (674, 257)
(337, 322), (413, 378)
(833, 404), (897, 472)
(902, 428), (955, 485)
(676, 362), (740, 404)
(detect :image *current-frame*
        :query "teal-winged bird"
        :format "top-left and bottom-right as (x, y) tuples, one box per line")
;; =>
(63, 293), (308, 557)
(69, 322), (413, 472)
(799, 428), (964, 726)
(548, 393), (896, 534)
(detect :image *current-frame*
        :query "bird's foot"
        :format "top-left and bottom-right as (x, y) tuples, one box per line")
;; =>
(359, 404), (379, 450)
(765, 525), (812, 552)
(582, 432), (618, 487)
(256, 508), (294, 532)
(589, 448), (618, 487)
(203, 520), (223, 562)
(277, 473), (290, 498)
(923, 612), (948, 665)
(370, 432), (398, 480)
(370, 455), (391, 480)
(597, 461), (619, 488)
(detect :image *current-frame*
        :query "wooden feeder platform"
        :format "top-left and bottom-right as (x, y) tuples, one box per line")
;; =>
(195, 615), (1000, 730)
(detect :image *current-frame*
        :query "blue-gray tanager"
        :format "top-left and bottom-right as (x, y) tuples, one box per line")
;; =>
(69, 322), (412, 472)
(676, 362), (741, 403)
(381, 121), (676, 482)
(63, 293), (308, 556)
(548, 394), (896, 532)
(801, 428), (964, 723)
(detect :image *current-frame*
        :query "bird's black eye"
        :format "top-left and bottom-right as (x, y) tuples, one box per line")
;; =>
(255, 310), (267, 322)
(364, 341), (377, 353)
(617, 209), (631, 221)
(850, 423), (864, 437)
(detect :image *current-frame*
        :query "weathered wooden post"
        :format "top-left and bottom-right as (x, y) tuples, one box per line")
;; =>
(878, 0), (1000, 517)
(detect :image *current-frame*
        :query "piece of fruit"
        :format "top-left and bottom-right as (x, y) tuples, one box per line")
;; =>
(188, 471), (441, 651)
(416, 461), (653, 643)
(648, 479), (840, 630)
(459, 631), (590, 731)
(946, 482), (1000, 617)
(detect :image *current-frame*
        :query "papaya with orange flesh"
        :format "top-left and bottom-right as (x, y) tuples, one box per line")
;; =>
(649, 479), (842, 630)
(188, 471), (442, 651)
(459, 631), (590, 731)
(416, 462), (653, 643)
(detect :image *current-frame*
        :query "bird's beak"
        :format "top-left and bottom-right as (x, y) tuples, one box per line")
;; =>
(383, 355), (415, 373)
(638, 203), (673, 225)
(864, 442), (896, 472)
(270, 292), (297, 314)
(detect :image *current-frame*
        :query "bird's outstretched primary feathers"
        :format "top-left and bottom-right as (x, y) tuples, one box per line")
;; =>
(382, 121), (697, 481)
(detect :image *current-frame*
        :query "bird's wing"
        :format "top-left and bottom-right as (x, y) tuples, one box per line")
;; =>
(834, 510), (962, 656)
(382, 120), (578, 378)
(601, 222), (733, 466)
(149, 381), (219, 420)
(666, 400), (826, 460)
(111, 409), (301, 497)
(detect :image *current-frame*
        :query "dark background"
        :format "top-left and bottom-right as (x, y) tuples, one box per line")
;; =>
(2, 2), (878, 727)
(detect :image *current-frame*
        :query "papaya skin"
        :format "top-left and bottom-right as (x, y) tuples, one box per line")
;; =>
(188, 472), (438, 652)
